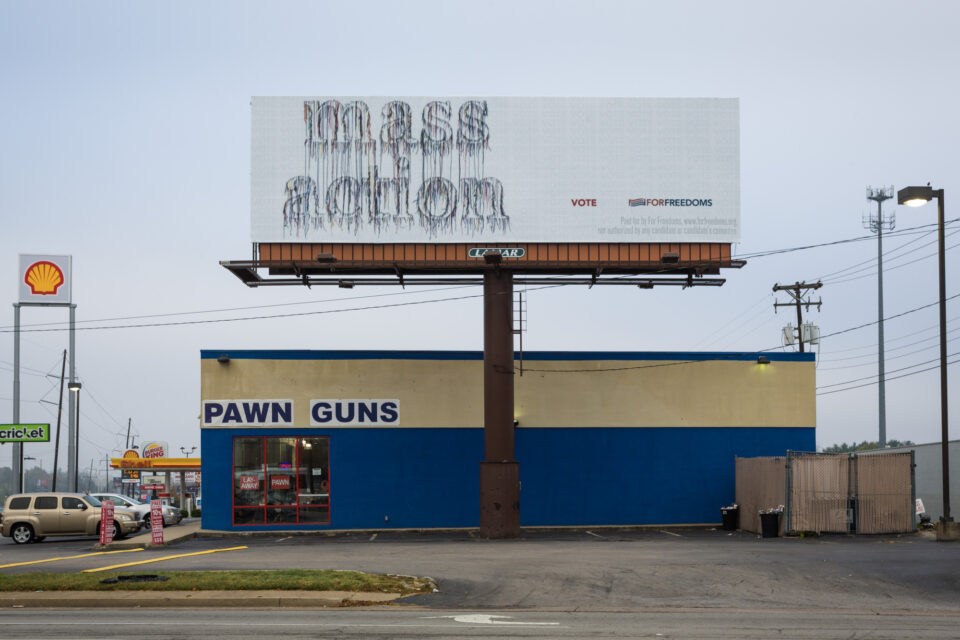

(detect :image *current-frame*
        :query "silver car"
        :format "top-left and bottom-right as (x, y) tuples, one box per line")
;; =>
(90, 493), (182, 530)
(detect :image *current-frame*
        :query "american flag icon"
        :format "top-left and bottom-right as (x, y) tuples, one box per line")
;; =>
(628, 198), (646, 207)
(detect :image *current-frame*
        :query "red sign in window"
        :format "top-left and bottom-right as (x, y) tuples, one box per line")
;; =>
(270, 475), (291, 490)
(238, 475), (259, 490)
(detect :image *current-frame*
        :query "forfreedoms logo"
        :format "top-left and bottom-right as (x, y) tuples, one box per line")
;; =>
(629, 197), (713, 207)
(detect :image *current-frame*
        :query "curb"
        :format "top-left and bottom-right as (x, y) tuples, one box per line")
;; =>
(0, 590), (404, 609)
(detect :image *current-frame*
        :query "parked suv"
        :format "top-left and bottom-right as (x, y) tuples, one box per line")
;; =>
(90, 493), (182, 530)
(1, 493), (140, 544)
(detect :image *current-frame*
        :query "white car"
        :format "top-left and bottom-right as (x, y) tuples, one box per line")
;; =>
(90, 493), (183, 530)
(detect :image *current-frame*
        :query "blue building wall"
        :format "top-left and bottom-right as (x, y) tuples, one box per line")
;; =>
(201, 425), (814, 531)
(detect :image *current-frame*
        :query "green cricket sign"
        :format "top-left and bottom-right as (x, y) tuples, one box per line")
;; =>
(0, 424), (51, 443)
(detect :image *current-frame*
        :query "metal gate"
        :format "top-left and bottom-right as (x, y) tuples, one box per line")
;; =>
(738, 450), (915, 535)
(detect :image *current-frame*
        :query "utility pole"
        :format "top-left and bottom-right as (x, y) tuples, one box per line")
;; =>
(773, 281), (823, 352)
(124, 418), (132, 496)
(865, 186), (895, 448)
(52, 350), (66, 492)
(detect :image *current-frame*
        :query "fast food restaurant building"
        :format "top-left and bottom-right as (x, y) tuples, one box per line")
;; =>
(199, 349), (815, 532)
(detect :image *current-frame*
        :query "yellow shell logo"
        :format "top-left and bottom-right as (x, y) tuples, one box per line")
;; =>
(24, 261), (65, 295)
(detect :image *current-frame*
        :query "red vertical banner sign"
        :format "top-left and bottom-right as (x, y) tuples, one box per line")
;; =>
(150, 500), (164, 544)
(99, 500), (115, 544)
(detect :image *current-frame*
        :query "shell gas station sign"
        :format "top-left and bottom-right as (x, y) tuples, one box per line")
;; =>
(19, 254), (72, 304)
(113, 447), (200, 470)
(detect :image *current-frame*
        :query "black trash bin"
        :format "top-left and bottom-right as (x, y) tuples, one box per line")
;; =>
(720, 507), (739, 531)
(760, 512), (781, 538)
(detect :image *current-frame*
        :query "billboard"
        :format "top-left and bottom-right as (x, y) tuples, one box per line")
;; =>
(251, 97), (740, 244)
(19, 254), (72, 304)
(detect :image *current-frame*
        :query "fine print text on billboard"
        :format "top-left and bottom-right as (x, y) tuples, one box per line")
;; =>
(251, 97), (740, 244)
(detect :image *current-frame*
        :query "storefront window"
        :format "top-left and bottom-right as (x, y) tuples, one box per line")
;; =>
(232, 436), (329, 525)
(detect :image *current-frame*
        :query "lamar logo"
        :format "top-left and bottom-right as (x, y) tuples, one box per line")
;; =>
(24, 261), (64, 295)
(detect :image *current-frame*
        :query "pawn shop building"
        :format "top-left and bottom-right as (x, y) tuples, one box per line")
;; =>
(198, 349), (815, 532)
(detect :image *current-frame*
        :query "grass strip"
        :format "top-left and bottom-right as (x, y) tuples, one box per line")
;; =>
(0, 569), (434, 594)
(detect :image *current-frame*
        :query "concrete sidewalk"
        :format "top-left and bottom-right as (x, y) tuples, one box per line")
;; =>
(99, 519), (202, 550)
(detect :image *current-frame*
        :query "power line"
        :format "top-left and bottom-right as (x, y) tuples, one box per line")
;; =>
(814, 292), (960, 343)
(817, 358), (958, 396)
(818, 323), (960, 368)
(733, 219), (957, 260)
(0, 290), (491, 334)
(813, 225), (939, 282)
(822, 237), (960, 287)
(816, 230), (946, 283)
(0, 283), (478, 331)
(818, 350), (960, 389)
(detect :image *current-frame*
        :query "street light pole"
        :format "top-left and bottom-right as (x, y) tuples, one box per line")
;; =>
(68, 381), (82, 491)
(898, 185), (956, 541)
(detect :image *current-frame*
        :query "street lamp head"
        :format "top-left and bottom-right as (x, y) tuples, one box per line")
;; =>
(68, 381), (82, 392)
(897, 185), (935, 207)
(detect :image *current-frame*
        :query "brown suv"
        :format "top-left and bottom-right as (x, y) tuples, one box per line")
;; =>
(1, 493), (140, 544)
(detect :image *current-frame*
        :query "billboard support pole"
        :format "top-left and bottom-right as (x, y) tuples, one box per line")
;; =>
(13, 304), (22, 493)
(480, 266), (519, 538)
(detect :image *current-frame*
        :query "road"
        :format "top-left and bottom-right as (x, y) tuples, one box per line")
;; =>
(0, 526), (958, 638)
(0, 608), (958, 638)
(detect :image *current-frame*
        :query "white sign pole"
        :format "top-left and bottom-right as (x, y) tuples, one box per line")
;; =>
(12, 304), (21, 492)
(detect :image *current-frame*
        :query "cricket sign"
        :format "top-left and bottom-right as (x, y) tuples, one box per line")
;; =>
(0, 424), (51, 443)
(251, 97), (740, 244)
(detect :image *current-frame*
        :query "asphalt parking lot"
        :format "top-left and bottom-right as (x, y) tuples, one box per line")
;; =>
(1, 524), (958, 614)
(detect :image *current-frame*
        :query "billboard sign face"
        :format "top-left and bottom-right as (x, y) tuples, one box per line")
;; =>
(251, 97), (740, 244)
(19, 254), (72, 304)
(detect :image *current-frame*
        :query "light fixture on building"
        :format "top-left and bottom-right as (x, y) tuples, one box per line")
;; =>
(757, 356), (771, 365)
(217, 355), (230, 364)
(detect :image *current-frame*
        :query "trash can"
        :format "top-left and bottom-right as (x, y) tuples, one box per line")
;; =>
(721, 507), (739, 531)
(760, 512), (780, 538)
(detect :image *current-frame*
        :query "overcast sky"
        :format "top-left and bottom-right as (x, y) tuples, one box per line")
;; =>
(1, 1), (958, 477)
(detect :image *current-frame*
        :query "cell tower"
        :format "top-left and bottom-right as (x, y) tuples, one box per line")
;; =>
(865, 186), (895, 448)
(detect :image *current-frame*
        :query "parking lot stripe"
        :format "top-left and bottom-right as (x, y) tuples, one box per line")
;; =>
(0, 549), (143, 569)
(81, 546), (248, 573)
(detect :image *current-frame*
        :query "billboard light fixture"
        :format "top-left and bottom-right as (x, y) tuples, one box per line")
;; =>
(661, 252), (680, 264)
(483, 250), (503, 265)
